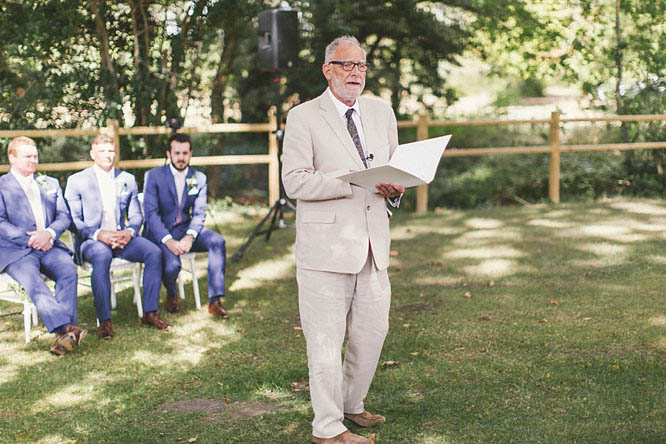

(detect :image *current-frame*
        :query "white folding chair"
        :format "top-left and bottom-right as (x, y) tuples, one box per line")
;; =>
(138, 192), (201, 310)
(0, 273), (39, 343)
(79, 259), (143, 323)
(178, 252), (202, 309)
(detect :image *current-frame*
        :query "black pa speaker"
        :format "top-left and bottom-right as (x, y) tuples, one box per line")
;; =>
(257, 9), (299, 71)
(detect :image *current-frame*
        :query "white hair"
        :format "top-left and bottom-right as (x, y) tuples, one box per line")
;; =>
(324, 35), (366, 63)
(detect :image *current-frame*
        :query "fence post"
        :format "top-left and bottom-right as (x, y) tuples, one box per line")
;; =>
(105, 120), (121, 165)
(415, 113), (429, 213)
(268, 108), (279, 204)
(549, 111), (561, 203)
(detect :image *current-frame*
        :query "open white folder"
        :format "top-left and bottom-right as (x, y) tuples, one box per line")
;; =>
(337, 135), (451, 192)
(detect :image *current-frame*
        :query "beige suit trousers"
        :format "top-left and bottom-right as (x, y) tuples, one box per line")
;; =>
(297, 252), (391, 438)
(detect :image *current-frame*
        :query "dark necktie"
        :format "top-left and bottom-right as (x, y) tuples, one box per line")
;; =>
(345, 108), (368, 168)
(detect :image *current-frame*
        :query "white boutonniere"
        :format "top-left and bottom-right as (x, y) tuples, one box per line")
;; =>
(35, 173), (50, 191)
(186, 177), (199, 195)
(116, 178), (129, 196)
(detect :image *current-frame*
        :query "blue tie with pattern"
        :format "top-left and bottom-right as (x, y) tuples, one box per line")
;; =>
(345, 108), (368, 168)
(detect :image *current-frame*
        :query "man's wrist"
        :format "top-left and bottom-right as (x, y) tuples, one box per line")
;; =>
(161, 234), (173, 244)
(127, 228), (136, 238)
(93, 229), (101, 241)
(186, 229), (198, 239)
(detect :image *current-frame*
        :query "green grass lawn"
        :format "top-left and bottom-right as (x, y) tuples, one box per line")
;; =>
(1, 199), (665, 443)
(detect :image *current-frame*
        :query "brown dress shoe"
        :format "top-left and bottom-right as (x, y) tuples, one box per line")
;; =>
(344, 410), (386, 428)
(312, 430), (373, 444)
(208, 300), (229, 319)
(49, 332), (76, 356)
(66, 325), (87, 346)
(165, 296), (180, 313)
(97, 320), (114, 340)
(141, 312), (172, 331)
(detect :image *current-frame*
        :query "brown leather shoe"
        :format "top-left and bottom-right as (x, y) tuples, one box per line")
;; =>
(208, 299), (229, 319)
(165, 296), (180, 313)
(141, 312), (172, 331)
(97, 320), (114, 340)
(312, 431), (373, 444)
(50, 332), (76, 356)
(66, 325), (87, 346)
(344, 410), (386, 428)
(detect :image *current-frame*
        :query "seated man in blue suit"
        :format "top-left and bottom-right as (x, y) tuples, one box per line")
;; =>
(0, 136), (85, 355)
(143, 133), (228, 318)
(65, 134), (170, 339)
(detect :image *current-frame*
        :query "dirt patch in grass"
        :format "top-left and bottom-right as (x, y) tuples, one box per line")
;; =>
(159, 399), (279, 421)
(228, 402), (279, 419)
(160, 399), (226, 414)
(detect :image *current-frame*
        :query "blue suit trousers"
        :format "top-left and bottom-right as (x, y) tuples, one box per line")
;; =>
(160, 227), (225, 301)
(81, 236), (162, 321)
(5, 248), (78, 333)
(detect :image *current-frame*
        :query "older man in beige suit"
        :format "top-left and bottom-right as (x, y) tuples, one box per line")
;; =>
(282, 35), (404, 444)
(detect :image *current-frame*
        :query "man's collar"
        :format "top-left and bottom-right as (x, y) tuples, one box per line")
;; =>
(9, 168), (34, 184)
(92, 164), (115, 177)
(168, 162), (188, 176)
(326, 87), (361, 118)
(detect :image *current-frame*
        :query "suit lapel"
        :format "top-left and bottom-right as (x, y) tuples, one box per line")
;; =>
(86, 168), (105, 222)
(164, 164), (179, 205)
(36, 175), (51, 226)
(319, 92), (365, 170)
(113, 168), (123, 225)
(181, 168), (195, 210)
(12, 174), (37, 227)
(358, 98), (383, 164)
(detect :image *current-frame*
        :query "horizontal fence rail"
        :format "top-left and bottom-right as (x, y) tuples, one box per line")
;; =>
(2, 112), (666, 212)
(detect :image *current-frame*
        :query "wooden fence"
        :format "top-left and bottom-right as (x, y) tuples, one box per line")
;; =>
(2, 111), (666, 213)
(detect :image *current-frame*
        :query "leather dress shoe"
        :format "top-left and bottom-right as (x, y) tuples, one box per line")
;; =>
(50, 332), (76, 356)
(312, 431), (373, 444)
(208, 300), (229, 319)
(141, 312), (172, 331)
(66, 325), (87, 346)
(165, 296), (180, 313)
(97, 320), (114, 340)
(344, 411), (386, 428)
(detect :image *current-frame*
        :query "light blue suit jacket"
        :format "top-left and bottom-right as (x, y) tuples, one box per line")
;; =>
(65, 167), (142, 264)
(142, 164), (207, 243)
(0, 173), (72, 272)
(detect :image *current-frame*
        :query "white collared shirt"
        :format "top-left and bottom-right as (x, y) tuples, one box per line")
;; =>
(92, 164), (118, 232)
(10, 169), (56, 241)
(327, 87), (368, 157)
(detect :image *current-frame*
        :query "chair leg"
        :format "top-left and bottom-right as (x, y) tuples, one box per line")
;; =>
(178, 272), (185, 300)
(110, 280), (117, 310)
(189, 255), (201, 310)
(133, 264), (143, 318)
(23, 301), (32, 344)
(31, 304), (38, 326)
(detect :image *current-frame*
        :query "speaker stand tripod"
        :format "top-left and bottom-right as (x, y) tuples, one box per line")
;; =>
(231, 73), (295, 263)
(231, 195), (295, 262)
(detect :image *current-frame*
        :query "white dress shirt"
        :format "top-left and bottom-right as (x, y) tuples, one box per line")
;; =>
(10, 169), (56, 242)
(327, 87), (369, 159)
(91, 165), (136, 241)
(161, 164), (198, 244)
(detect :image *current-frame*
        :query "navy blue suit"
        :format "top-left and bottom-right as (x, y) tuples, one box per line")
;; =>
(143, 165), (225, 301)
(65, 167), (162, 321)
(0, 173), (78, 333)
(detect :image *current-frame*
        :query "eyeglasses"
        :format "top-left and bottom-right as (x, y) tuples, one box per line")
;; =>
(328, 61), (370, 72)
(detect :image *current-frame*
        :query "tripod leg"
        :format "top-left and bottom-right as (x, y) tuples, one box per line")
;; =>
(265, 200), (283, 241)
(231, 201), (279, 262)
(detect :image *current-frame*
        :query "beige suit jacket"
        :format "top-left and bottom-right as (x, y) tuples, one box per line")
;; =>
(282, 90), (399, 274)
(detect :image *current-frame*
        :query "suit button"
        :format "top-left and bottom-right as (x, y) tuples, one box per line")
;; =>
(366, 205), (370, 211)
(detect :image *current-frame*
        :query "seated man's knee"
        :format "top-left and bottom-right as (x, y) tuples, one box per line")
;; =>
(210, 233), (225, 251)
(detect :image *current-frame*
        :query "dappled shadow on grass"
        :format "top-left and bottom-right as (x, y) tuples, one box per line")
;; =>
(1, 200), (666, 442)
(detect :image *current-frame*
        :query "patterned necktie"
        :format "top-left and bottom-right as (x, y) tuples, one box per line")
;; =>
(345, 108), (368, 168)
